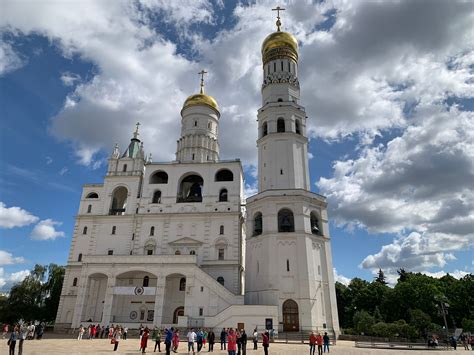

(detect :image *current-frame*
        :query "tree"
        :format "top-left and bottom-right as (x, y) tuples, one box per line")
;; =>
(409, 309), (431, 337)
(375, 269), (387, 285)
(353, 310), (375, 335)
(397, 268), (408, 282)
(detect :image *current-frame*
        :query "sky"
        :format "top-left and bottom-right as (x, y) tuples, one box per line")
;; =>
(0, 0), (473, 291)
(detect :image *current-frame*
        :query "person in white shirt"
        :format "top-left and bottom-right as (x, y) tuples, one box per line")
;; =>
(187, 328), (196, 355)
(253, 329), (258, 350)
(78, 325), (85, 340)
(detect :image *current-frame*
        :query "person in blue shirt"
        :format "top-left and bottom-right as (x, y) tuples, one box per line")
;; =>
(165, 327), (174, 355)
(8, 325), (19, 355)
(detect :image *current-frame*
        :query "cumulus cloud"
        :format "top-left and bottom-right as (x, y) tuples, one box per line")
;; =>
(30, 219), (65, 241)
(0, 40), (25, 75)
(0, 202), (39, 229)
(0, 267), (29, 290)
(0, 250), (26, 265)
(60, 72), (81, 86)
(333, 268), (351, 286)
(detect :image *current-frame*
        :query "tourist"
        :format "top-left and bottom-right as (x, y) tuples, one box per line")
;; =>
(316, 333), (323, 355)
(236, 329), (242, 355)
(461, 333), (469, 350)
(140, 324), (145, 340)
(323, 332), (330, 353)
(152, 326), (161, 352)
(78, 325), (85, 340)
(187, 327), (196, 355)
(252, 329), (258, 350)
(470, 335), (474, 350)
(91, 324), (97, 339)
(7, 325), (19, 355)
(262, 330), (269, 355)
(203, 330), (207, 349)
(309, 332), (316, 355)
(140, 327), (149, 353)
(450, 335), (457, 350)
(123, 326), (128, 340)
(220, 328), (227, 350)
(35, 323), (44, 340)
(240, 329), (247, 355)
(108, 325), (114, 339)
(27, 323), (35, 340)
(208, 329), (215, 352)
(172, 329), (180, 353)
(165, 327), (174, 355)
(112, 326), (121, 352)
(2, 323), (9, 339)
(197, 329), (204, 352)
(18, 324), (27, 355)
(227, 328), (237, 355)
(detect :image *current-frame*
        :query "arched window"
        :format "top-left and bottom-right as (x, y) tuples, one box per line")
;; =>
(278, 98), (283, 102)
(219, 189), (228, 202)
(110, 186), (128, 215)
(295, 119), (301, 134)
(262, 122), (268, 137)
(254, 212), (263, 236)
(217, 276), (224, 286)
(72, 277), (78, 286)
(152, 190), (161, 204)
(190, 250), (196, 255)
(86, 192), (99, 199)
(122, 164), (127, 172)
(111, 226), (116, 235)
(82, 226), (88, 235)
(219, 225), (224, 235)
(215, 169), (233, 182)
(77, 253), (82, 262)
(177, 174), (204, 203)
(277, 118), (285, 133)
(179, 277), (186, 291)
(310, 212), (322, 235)
(175, 250), (181, 255)
(150, 171), (168, 184)
(278, 209), (295, 232)
(87, 205), (92, 213)
(143, 276), (149, 287)
(150, 226), (155, 236)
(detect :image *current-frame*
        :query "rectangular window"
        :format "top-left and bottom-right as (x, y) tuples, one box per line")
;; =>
(147, 249), (153, 255)
(218, 248), (225, 260)
(108, 250), (114, 255)
(281, 61), (284, 71)
(201, 286), (204, 292)
(286, 259), (290, 272)
(199, 308), (203, 316)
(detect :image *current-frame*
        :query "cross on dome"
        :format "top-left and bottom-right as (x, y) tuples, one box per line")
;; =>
(198, 69), (208, 94)
(133, 122), (140, 139)
(272, 6), (285, 31)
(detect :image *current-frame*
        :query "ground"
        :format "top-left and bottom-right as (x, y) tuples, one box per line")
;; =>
(4, 337), (468, 355)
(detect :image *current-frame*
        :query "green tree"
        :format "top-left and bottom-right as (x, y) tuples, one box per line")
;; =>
(375, 269), (387, 285)
(409, 309), (431, 337)
(353, 310), (375, 335)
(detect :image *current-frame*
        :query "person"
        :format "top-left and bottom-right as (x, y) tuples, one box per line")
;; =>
(208, 329), (215, 352)
(236, 329), (242, 355)
(8, 325), (19, 355)
(323, 332), (330, 353)
(461, 333), (469, 350)
(36, 323), (44, 340)
(252, 329), (258, 350)
(152, 327), (161, 352)
(95, 324), (100, 338)
(112, 326), (121, 352)
(140, 324), (145, 340)
(262, 331), (270, 355)
(309, 332), (316, 355)
(123, 326), (128, 340)
(18, 324), (26, 355)
(165, 327), (174, 355)
(78, 325), (85, 340)
(227, 328), (237, 355)
(172, 329), (180, 353)
(27, 323), (35, 340)
(316, 333), (323, 355)
(2, 323), (9, 339)
(109, 325), (114, 339)
(240, 330), (247, 355)
(187, 328), (196, 355)
(450, 335), (457, 350)
(470, 335), (474, 350)
(220, 328), (227, 350)
(141, 327), (149, 353)
(197, 329), (204, 352)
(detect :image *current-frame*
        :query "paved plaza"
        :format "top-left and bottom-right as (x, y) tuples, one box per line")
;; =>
(5, 337), (468, 355)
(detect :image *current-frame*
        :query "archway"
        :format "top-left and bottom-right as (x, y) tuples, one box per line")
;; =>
(177, 174), (203, 202)
(173, 306), (184, 324)
(282, 299), (299, 332)
(81, 273), (108, 323)
(162, 273), (186, 324)
(110, 186), (128, 215)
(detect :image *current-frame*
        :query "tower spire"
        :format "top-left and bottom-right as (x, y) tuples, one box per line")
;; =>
(133, 122), (140, 139)
(198, 69), (207, 94)
(272, 6), (285, 31)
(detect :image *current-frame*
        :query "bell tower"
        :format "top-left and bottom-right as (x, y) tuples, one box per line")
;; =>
(245, 8), (340, 336)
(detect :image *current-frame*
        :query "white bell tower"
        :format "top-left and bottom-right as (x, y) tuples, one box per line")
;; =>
(245, 8), (340, 336)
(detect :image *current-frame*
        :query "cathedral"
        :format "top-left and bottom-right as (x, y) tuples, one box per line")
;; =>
(55, 11), (340, 336)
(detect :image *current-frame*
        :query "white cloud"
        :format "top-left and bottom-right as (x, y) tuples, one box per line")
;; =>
(0, 250), (26, 265)
(0, 267), (29, 290)
(333, 268), (351, 286)
(45, 156), (53, 165)
(30, 219), (65, 241)
(60, 72), (81, 86)
(0, 40), (25, 75)
(0, 202), (39, 229)
(59, 167), (68, 175)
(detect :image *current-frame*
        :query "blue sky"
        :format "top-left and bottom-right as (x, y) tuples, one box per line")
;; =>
(0, 0), (473, 290)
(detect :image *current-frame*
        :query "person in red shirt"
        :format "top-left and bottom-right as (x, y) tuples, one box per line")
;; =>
(140, 327), (149, 353)
(316, 333), (323, 355)
(262, 331), (270, 355)
(227, 328), (237, 355)
(309, 332), (317, 355)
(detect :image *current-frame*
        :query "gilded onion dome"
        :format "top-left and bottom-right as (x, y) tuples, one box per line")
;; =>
(182, 93), (219, 113)
(261, 31), (298, 65)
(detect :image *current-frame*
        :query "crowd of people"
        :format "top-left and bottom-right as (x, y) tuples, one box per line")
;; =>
(308, 332), (330, 354)
(2, 322), (45, 355)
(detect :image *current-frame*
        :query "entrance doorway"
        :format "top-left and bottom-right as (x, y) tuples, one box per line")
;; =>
(173, 306), (184, 324)
(282, 299), (299, 332)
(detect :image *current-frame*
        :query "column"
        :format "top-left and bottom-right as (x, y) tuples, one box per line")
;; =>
(153, 275), (166, 326)
(101, 275), (116, 325)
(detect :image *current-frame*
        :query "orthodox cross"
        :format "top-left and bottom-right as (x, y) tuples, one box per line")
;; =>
(134, 122), (140, 138)
(198, 69), (207, 94)
(272, 6), (285, 31)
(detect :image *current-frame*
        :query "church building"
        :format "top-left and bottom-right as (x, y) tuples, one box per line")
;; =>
(55, 10), (340, 335)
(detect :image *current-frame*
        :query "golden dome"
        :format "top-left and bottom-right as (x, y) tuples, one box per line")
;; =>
(182, 93), (219, 113)
(261, 31), (298, 64)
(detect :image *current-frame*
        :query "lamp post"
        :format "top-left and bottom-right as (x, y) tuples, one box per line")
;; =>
(435, 295), (450, 347)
